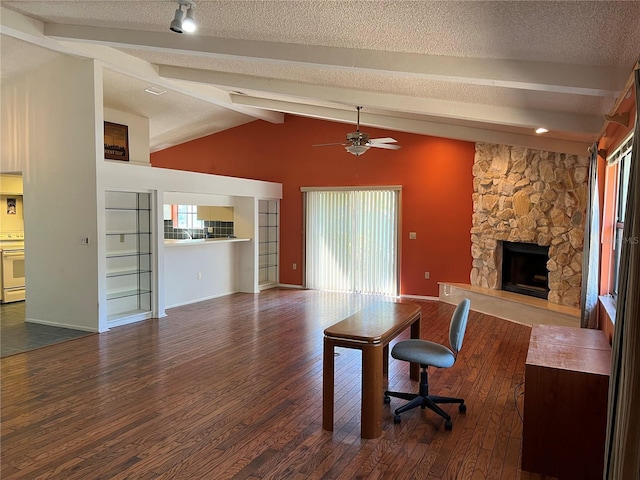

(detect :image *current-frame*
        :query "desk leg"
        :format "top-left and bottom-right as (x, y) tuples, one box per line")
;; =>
(361, 344), (383, 439)
(383, 344), (389, 378)
(322, 337), (335, 432)
(410, 314), (421, 381)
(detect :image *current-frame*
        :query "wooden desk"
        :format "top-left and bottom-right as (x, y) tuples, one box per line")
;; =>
(522, 325), (611, 479)
(322, 302), (421, 439)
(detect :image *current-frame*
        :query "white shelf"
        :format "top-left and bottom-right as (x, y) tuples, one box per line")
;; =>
(258, 199), (279, 286)
(106, 268), (152, 278)
(105, 191), (153, 324)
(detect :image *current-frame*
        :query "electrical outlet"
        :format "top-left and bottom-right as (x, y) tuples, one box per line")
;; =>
(80, 237), (90, 245)
(197, 272), (202, 280)
(409, 232), (417, 239)
(424, 272), (430, 279)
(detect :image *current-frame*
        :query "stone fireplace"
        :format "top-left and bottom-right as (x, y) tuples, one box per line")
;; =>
(471, 143), (589, 308)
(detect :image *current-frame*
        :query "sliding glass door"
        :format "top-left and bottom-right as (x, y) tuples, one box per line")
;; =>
(304, 188), (399, 296)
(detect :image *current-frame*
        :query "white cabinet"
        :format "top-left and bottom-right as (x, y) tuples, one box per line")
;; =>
(105, 191), (153, 324)
(258, 199), (278, 287)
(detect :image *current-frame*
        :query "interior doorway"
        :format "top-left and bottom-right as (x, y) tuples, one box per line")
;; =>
(0, 302), (92, 357)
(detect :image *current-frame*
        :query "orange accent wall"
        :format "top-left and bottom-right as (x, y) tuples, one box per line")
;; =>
(596, 86), (636, 335)
(152, 115), (475, 296)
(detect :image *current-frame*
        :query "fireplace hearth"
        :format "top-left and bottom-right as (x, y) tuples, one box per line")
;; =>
(501, 242), (550, 299)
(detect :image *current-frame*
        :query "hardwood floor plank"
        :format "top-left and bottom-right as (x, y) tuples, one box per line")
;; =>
(1, 290), (533, 479)
(470, 447), (494, 479)
(456, 423), (486, 478)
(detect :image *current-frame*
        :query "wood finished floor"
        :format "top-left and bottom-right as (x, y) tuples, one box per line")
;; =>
(1, 289), (546, 479)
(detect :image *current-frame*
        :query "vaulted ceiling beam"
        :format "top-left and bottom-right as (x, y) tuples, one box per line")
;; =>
(45, 23), (627, 97)
(159, 65), (602, 135)
(0, 7), (283, 124)
(231, 96), (591, 156)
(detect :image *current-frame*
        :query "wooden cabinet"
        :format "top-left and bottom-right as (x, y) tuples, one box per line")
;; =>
(105, 191), (153, 325)
(196, 206), (234, 221)
(522, 325), (611, 479)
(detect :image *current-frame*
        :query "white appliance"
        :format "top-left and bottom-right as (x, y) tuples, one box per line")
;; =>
(0, 232), (25, 303)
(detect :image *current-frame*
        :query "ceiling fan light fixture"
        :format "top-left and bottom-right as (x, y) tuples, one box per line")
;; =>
(312, 106), (401, 156)
(345, 144), (369, 156)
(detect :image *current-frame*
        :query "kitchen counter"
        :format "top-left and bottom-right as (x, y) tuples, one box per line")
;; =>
(164, 237), (250, 247)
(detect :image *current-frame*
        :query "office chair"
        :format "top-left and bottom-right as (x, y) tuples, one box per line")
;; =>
(384, 298), (471, 430)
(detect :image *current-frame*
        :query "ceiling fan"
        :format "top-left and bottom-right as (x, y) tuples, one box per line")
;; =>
(312, 106), (401, 156)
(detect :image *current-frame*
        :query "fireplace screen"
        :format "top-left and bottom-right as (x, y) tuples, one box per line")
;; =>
(501, 242), (550, 299)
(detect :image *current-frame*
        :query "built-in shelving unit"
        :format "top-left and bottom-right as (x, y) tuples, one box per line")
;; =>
(258, 199), (279, 288)
(105, 191), (153, 324)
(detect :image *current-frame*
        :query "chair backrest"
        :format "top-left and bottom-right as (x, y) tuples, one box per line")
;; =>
(449, 298), (471, 356)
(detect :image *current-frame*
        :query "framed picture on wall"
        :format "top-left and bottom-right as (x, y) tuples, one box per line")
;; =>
(7, 198), (16, 215)
(104, 122), (129, 161)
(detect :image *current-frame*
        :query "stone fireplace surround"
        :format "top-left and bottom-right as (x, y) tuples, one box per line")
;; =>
(471, 143), (589, 308)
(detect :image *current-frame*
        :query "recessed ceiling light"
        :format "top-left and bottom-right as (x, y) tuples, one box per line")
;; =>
(535, 127), (548, 134)
(144, 86), (167, 96)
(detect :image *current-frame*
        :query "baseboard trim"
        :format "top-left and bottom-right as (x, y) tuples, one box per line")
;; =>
(400, 294), (440, 301)
(25, 318), (98, 333)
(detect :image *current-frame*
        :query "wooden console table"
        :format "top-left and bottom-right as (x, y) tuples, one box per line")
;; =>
(322, 302), (421, 439)
(522, 324), (611, 479)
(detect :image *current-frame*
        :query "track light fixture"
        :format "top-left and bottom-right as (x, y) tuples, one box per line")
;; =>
(170, 0), (197, 34)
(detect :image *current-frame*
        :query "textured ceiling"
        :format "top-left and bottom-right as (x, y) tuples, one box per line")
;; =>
(2, 1), (639, 154)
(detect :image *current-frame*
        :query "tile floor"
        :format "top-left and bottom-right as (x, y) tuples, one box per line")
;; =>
(0, 301), (92, 357)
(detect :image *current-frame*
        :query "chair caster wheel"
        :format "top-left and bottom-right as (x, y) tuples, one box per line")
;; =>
(393, 415), (401, 424)
(384, 395), (391, 404)
(459, 403), (466, 413)
(444, 420), (453, 430)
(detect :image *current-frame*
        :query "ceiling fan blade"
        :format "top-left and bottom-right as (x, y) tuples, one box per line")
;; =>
(368, 137), (398, 144)
(368, 143), (402, 150)
(312, 142), (348, 147)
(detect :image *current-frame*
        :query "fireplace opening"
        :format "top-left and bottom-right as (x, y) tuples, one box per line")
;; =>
(501, 241), (550, 300)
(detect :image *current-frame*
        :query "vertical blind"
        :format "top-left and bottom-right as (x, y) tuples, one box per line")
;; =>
(304, 188), (399, 296)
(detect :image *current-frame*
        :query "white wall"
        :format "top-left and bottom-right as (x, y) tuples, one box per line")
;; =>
(100, 161), (282, 199)
(99, 162), (281, 318)
(104, 107), (150, 166)
(1, 55), (102, 331)
(1, 52), (282, 332)
(234, 197), (258, 293)
(164, 192), (235, 207)
(164, 243), (239, 308)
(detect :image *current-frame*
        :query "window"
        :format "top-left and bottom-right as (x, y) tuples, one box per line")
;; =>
(609, 135), (633, 298)
(303, 187), (399, 296)
(173, 204), (203, 229)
